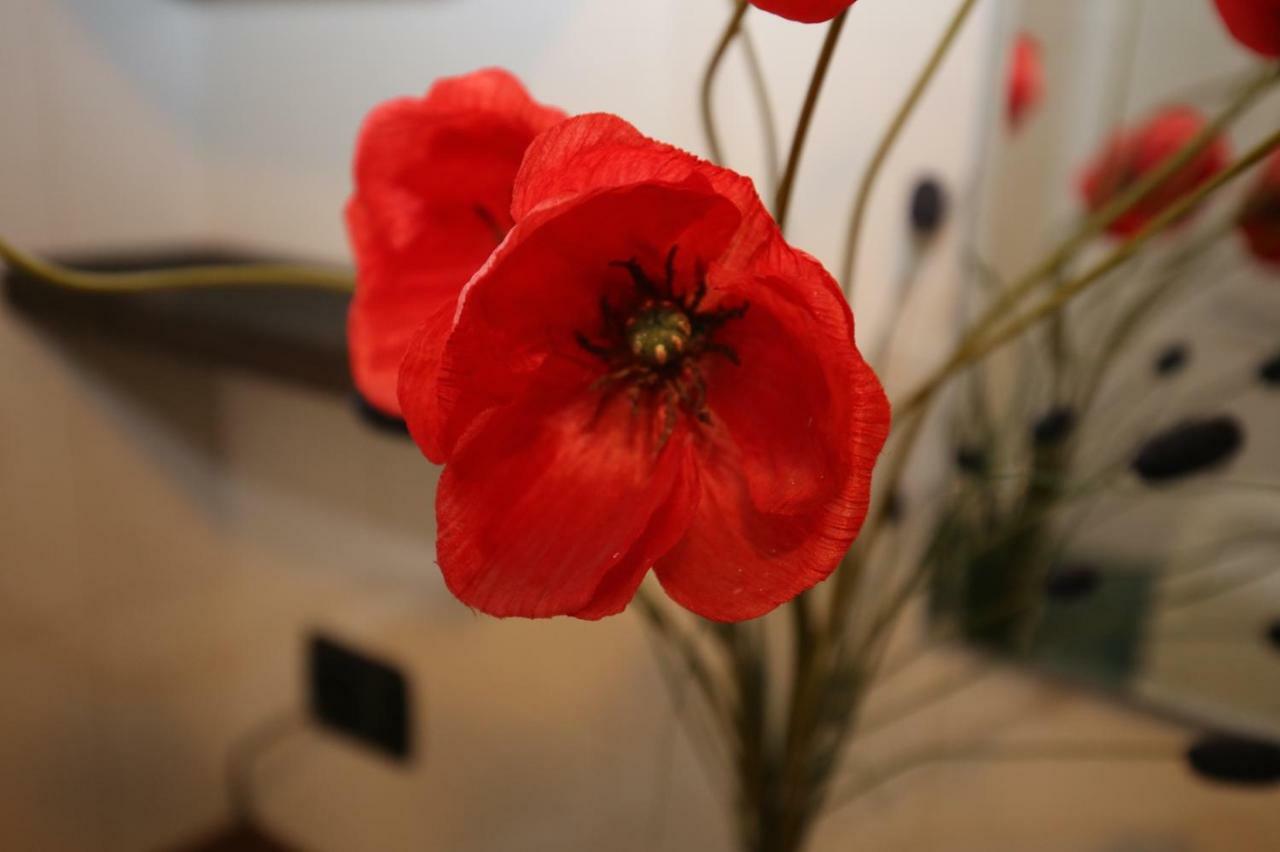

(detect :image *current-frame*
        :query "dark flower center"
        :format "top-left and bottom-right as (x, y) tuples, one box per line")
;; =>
(574, 246), (748, 447)
(626, 301), (692, 367)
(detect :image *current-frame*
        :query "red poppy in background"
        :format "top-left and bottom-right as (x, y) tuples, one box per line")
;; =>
(1212, 0), (1280, 57)
(397, 114), (890, 622)
(345, 69), (566, 416)
(1006, 33), (1044, 133)
(747, 0), (856, 24)
(1238, 150), (1280, 265)
(1079, 106), (1230, 238)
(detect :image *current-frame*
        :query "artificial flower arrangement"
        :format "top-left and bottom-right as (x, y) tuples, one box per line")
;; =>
(3, 1), (1280, 849)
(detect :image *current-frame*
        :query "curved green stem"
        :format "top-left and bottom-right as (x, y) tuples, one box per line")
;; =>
(740, 21), (783, 194)
(774, 9), (850, 232)
(0, 235), (354, 294)
(839, 0), (978, 295)
(701, 3), (751, 168)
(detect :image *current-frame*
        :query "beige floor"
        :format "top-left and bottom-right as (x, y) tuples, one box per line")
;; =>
(2, 303), (1278, 852)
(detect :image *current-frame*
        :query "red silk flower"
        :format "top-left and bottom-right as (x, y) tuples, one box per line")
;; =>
(1006, 33), (1044, 133)
(346, 69), (566, 416)
(747, 0), (856, 24)
(397, 114), (890, 622)
(1238, 150), (1280, 265)
(1079, 106), (1230, 239)
(1213, 0), (1280, 57)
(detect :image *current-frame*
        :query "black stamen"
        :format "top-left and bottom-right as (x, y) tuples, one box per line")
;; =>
(575, 331), (612, 361)
(689, 261), (708, 311)
(610, 258), (660, 299)
(706, 342), (741, 365)
(664, 245), (678, 297)
(473, 205), (506, 244)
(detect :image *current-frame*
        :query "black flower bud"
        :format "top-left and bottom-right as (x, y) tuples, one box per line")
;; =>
(883, 489), (905, 524)
(1131, 416), (1243, 483)
(1044, 564), (1100, 601)
(1266, 618), (1280, 652)
(1032, 406), (1077, 446)
(1187, 735), (1280, 786)
(1154, 342), (1190, 377)
(1258, 350), (1280, 386)
(955, 445), (988, 476)
(909, 176), (948, 240)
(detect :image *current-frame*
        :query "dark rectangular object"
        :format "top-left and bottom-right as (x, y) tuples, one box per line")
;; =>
(3, 246), (353, 393)
(307, 633), (411, 761)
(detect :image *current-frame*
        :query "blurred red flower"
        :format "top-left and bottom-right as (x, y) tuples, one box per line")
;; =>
(397, 114), (890, 622)
(1006, 33), (1044, 133)
(747, 0), (856, 24)
(1079, 106), (1230, 238)
(345, 69), (566, 416)
(1213, 0), (1280, 57)
(1239, 150), (1280, 265)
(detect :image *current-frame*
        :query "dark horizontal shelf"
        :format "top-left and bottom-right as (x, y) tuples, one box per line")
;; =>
(3, 246), (353, 394)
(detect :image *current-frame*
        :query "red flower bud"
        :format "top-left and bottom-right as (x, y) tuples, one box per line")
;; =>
(1213, 0), (1280, 58)
(1079, 106), (1230, 239)
(747, 0), (856, 24)
(395, 114), (890, 622)
(1238, 150), (1280, 266)
(1006, 33), (1044, 133)
(345, 69), (566, 417)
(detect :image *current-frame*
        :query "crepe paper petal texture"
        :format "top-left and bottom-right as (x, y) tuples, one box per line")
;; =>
(747, 0), (857, 24)
(1006, 32), (1045, 133)
(398, 113), (890, 622)
(1238, 150), (1280, 266)
(345, 68), (566, 416)
(1213, 0), (1280, 57)
(1079, 106), (1231, 239)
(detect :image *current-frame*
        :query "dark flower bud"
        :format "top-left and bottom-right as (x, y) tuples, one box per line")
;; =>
(1259, 350), (1280, 386)
(1044, 564), (1100, 601)
(1187, 735), (1280, 786)
(883, 489), (905, 524)
(1032, 406), (1077, 446)
(1154, 342), (1190, 377)
(352, 392), (410, 437)
(909, 176), (948, 239)
(955, 445), (988, 476)
(1131, 416), (1243, 483)
(1267, 618), (1280, 652)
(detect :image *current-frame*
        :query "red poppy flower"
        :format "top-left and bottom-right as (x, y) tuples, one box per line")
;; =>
(1213, 0), (1280, 57)
(747, 0), (856, 24)
(1079, 106), (1230, 239)
(1238, 150), (1280, 266)
(397, 114), (890, 622)
(1006, 33), (1044, 133)
(345, 69), (566, 416)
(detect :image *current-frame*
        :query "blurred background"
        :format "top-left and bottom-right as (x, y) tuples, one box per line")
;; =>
(1, 1), (1277, 850)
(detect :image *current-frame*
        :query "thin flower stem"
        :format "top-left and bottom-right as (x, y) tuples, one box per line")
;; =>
(774, 10), (850, 231)
(740, 21), (783, 194)
(839, 0), (979, 296)
(0, 235), (354, 293)
(701, 2), (751, 168)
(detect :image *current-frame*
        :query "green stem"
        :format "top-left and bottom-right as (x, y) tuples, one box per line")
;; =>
(740, 20), (783, 194)
(962, 65), (1280, 350)
(773, 10), (850, 231)
(0, 235), (353, 293)
(839, 0), (978, 296)
(701, 3), (750, 168)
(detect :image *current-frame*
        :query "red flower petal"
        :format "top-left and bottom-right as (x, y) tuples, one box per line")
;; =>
(747, 0), (857, 24)
(1213, 0), (1280, 57)
(435, 372), (699, 619)
(1079, 106), (1230, 239)
(653, 241), (889, 623)
(345, 68), (565, 415)
(1006, 33), (1044, 133)
(399, 180), (742, 463)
